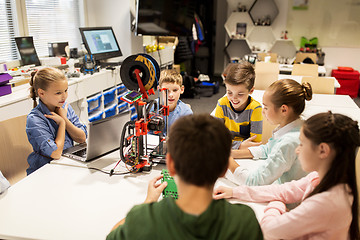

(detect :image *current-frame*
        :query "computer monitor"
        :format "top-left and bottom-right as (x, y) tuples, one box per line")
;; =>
(48, 42), (69, 57)
(79, 27), (123, 61)
(15, 36), (41, 66)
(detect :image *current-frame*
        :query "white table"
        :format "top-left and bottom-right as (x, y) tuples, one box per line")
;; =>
(0, 150), (266, 240)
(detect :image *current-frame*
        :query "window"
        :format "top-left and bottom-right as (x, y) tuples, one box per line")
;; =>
(0, 0), (18, 62)
(25, 0), (82, 57)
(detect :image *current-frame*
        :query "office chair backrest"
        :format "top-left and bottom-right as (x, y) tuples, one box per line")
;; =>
(292, 64), (318, 77)
(257, 52), (277, 63)
(0, 115), (31, 185)
(301, 76), (335, 94)
(295, 52), (317, 64)
(254, 62), (279, 90)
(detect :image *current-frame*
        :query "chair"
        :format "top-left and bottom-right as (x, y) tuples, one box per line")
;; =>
(295, 52), (317, 64)
(291, 64), (319, 77)
(301, 76), (335, 94)
(261, 117), (277, 144)
(0, 115), (31, 185)
(257, 52), (277, 63)
(254, 62), (279, 90)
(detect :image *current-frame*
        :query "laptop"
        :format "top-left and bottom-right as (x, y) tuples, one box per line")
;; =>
(62, 111), (130, 162)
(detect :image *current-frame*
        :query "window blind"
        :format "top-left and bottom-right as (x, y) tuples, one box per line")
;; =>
(25, 0), (81, 57)
(0, 0), (18, 62)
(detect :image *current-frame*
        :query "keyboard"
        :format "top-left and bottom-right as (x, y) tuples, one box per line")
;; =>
(73, 148), (87, 157)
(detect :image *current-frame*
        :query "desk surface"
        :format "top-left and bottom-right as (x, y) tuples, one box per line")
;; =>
(279, 64), (326, 75)
(278, 74), (340, 88)
(0, 152), (266, 240)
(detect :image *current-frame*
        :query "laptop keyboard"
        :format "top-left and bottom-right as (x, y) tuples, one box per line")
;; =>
(73, 148), (87, 157)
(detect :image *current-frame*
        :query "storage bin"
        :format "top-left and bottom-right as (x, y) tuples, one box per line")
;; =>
(131, 113), (138, 121)
(130, 105), (136, 114)
(117, 92), (128, 105)
(103, 87), (116, 106)
(87, 93), (102, 113)
(116, 84), (127, 95)
(88, 111), (103, 122)
(104, 104), (117, 118)
(117, 102), (128, 113)
(331, 68), (360, 98)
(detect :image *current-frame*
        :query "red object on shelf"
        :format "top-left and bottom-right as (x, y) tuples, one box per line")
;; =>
(331, 68), (360, 98)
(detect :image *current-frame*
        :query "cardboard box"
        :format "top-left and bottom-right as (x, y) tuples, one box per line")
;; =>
(173, 64), (180, 74)
(157, 37), (178, 49)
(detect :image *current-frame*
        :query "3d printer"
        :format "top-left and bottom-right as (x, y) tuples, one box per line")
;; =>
(110, 53), (169, 175)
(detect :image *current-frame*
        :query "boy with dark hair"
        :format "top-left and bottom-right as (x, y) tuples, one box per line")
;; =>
(107, 114), (263, 240)
(215, 62), (263, 149)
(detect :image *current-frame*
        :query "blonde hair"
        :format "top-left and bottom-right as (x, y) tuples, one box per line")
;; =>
(224, 61), (255, 90)
(29, 67), (66, 108)
(159, 69), (183, 87)
(267, 79), (312, 116)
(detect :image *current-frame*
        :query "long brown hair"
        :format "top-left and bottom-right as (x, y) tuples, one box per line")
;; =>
(303, 111), (360, 240)
(268, 79), (312, 116)
(29, 67), (66, 108)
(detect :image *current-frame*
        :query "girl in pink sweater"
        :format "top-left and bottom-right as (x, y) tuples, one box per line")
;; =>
(214, 111), (360, 240)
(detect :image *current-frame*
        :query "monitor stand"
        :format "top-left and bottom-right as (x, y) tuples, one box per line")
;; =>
(99, 57), (124, 68)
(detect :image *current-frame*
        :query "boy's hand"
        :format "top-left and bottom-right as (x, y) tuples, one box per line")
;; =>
(45, 112), (65, 126)
(213, 186), (233, 200)
(239, 135), (262, 149)
(144, 175), (168, 203)
(55, 103), (69, 120)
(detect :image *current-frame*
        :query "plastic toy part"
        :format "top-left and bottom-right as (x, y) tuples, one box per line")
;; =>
(161, 169), (178, 199)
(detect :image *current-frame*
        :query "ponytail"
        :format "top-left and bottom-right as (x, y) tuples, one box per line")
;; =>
(29, 71), (38, 108)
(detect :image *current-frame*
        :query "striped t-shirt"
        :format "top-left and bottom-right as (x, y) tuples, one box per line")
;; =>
(215, 96), (262, 148)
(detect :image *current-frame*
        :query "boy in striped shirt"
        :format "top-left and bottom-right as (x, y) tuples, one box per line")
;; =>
(215, 62), (262, 149)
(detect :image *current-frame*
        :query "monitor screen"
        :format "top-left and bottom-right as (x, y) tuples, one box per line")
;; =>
(79, 27), (123, 61)
(136, 0), (196, 36)
(15, 36), (41, 66)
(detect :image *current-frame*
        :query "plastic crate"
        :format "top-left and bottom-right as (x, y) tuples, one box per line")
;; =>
(88, 111), (103, 122)
(131, 113), (138, 121)
(130, 105), (136, 114)
(332, 69), (360, 98)
(104, 104), (117, 118)
(87, 93), (102, 113)
(116, 84), (127, 95)
(117, 102), (128, 113)
(103, 87), (116, 106)
(117, 92), (128, 105)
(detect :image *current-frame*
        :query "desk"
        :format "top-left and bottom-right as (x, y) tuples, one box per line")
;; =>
(0, 151), (266, 240)
(0, 68), (121, 123)
(279, 64), (326, 76)
(250, 90), (360, 124)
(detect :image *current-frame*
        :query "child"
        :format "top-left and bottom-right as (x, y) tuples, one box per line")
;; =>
(229, 79), (313, 186)
(159, 69), (192, 135)
(215, 62), (263, 150)
(26, 67), (87, 175)
(107, 114), (263, 240)
(214, 112), (360, 240)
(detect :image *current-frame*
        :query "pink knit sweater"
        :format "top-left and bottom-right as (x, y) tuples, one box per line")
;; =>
(232, 172), (353, 240)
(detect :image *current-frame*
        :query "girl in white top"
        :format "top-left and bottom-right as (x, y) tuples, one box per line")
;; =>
(215, 112), (360, 240)
(228, 79), (313, 185)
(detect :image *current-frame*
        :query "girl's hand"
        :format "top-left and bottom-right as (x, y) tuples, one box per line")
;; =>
(45, 112), (65, 125)
(240, 135), (262, 150)
(55, 103), (69, 120)
(213, 186), (233, 200)
(228, 156), (239, 173)
(144, 175), (168, 203)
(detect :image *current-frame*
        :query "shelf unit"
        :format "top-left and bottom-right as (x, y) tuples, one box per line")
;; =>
(224, 0), (295, 61)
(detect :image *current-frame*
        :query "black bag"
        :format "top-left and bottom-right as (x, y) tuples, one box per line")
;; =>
(181, 74), (198, 98)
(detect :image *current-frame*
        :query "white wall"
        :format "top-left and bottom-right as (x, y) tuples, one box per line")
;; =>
(84, 0), (143, 60)
(322, 47), (360, 75)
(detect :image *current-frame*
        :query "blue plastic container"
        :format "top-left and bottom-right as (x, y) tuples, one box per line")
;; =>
(116, 84), (127, 95)
(87, 93), (102, 113)
(131, 113), (138, 121)
(104, 104), (117, 118)
(117, 102), (128, 113)
(103, 87), (116, 106)
(130, 105), (136, 114)
(88, 111), (103, 122)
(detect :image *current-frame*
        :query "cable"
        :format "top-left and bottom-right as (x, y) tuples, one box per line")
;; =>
(51, 162), (131, 176)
